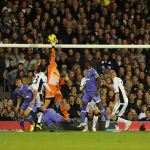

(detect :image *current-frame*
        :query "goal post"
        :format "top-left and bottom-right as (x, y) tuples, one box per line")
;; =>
(0, 44), (150, 49)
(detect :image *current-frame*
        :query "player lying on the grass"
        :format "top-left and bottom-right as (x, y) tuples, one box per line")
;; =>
(109, 70), (132, 132)
(78, 60), (109, 128)
(43, 41), (71, 122)
(82, 101), (100, 132)
(31, 66), (54, 130)
(41, 108), (74, 132)
(80, 76), (99, 132)
(15, 78), (38, 132)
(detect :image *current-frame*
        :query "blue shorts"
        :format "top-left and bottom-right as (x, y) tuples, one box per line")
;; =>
(82, 91), (101, 103)
(20, 99), (38, 112)
(42, 109), (63, 127)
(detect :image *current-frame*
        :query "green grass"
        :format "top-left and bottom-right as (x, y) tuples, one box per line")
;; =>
(0, 131), (149, 150)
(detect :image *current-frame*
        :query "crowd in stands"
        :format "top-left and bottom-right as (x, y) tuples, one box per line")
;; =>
(0, 0), (150, 122)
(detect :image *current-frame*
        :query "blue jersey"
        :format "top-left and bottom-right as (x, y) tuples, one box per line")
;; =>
(15, 84), (34, 103)
(85, 68), (99, 92)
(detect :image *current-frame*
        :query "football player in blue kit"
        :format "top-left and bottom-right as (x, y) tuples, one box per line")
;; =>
(78, 60), (110, 128)
(15, 78), (38, 132)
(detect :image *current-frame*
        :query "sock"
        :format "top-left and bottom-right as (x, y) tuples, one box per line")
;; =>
(60, 105), (70, 120)
(93, 115), (98, 128)
(85, 117), (88, 129)
(116, 117), (129, 124)
(81, 105), (86, 123)
(114, 121), (119, 130)
(18, 118), (24, 131)
(26, 114), (34, 125)
(99, 106), (109, 121)
(37, 112), (43, 124)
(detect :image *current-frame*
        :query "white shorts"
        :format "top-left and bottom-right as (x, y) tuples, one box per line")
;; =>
(112, 99), (128, 116)
(86, 101), (98, 112)
(36, 93), (44, 107)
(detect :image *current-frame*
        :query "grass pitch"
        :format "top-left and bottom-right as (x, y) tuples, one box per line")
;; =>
(0, 131), (149, 150)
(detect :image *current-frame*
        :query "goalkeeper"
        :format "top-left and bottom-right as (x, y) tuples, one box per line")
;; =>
(43, 35), (70, 121)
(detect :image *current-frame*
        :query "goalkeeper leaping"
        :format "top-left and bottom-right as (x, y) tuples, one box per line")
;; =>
(43, 35), (70, 121)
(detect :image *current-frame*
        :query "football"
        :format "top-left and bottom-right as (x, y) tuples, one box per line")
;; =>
(48, 34), (56, 42)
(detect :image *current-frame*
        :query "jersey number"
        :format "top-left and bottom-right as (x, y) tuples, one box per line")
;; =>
(33, 76), (39, 84)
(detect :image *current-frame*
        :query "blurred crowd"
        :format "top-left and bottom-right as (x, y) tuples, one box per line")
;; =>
(0, 0), (150, 121)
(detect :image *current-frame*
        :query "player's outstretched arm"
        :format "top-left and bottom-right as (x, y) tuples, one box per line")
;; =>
(49, 41), (56, 68)
(30, 89), (38, 105)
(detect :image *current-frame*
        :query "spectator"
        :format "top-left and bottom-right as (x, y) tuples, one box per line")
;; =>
(125, 80), (133, 96)
(105, 107), (112, 118)
(57, 52), (70, 71)
(135, 48), (146, 64)
(25, 48), (35, 62)
(7, 63), (26, 89)
(3, 52), (12, 69)
(131, 109), (139, 121)
(0, 103), (3, 115)
(2, 98), (8, 108)
(10, 48), (20, 63)
(6, 99), (14, 113)
(127, 93), (137, 111)
(145, 75), (150, 91)
(28, 52), (41, 70)
(139, 105), (148, 120)
(71, 52), (84, 70)
(136, 98), (143, 115)
(17, 52), (29, 72)
(127, 111), (134, 121)
(98, 53), (113, 73)
(65, 103), (80, 118)
(140, 110), (150, 121)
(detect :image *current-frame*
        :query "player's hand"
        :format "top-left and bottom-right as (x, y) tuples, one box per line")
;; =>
(30, 100), (35, 105)
(51, 41), (56, 47)
(94, 91), (99, 97)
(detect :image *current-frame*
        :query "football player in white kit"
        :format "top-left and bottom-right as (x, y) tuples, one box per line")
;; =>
(80, 76), (99, 132)
(109, 70), (132, 132)
(31, 66), (54, 130)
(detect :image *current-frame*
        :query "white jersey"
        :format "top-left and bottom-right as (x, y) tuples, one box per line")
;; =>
(31, 72), (47, 94)
(113, 77), (128, 103)
(112, 77), (128, 116)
